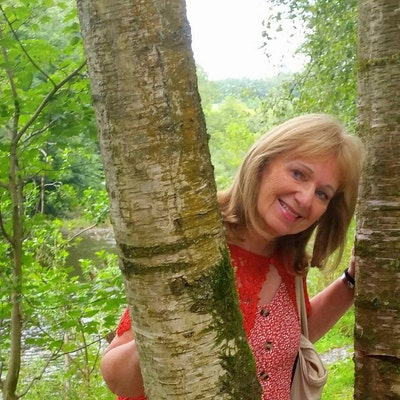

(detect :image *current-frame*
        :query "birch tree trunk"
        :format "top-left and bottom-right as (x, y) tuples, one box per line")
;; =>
(355, 0), (400, 398)
(77, 1), (261, 399)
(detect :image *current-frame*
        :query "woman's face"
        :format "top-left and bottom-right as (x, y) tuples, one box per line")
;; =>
(256, 154), (340, 238)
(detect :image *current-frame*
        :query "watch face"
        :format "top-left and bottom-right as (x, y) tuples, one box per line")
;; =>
(347, 280), (355, 289)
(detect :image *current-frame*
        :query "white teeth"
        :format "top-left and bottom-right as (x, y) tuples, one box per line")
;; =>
(280, 200), (300, 218)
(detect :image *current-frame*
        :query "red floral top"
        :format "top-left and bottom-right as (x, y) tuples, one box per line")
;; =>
(231, 244), (310, 399)
(114, 244), (310, 400)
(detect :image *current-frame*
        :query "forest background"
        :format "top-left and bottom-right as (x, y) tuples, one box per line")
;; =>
(0, 0), (357, 399)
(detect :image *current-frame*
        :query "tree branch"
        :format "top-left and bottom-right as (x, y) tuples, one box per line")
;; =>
(16, 61), (87, 142)
(67, 222), (99, 243)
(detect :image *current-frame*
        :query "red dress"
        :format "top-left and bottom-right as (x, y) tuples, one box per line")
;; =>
(114, 244), (310, 400)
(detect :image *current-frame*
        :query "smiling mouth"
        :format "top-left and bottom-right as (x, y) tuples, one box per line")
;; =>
(279, 200), (302, 219)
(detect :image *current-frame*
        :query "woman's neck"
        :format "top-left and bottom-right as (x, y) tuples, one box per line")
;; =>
(230, 227), (276, 257)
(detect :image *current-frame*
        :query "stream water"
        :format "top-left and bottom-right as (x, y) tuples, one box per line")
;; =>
(67, 227), (117, 268)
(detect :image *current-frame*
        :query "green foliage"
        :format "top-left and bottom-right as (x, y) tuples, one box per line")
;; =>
(82, 186), (110, 224)
(210, 121), (258, 189)
(0, 2), (118, 398)
(0, 0), (100, 219)
(261, 0), (357, 130)
(200, 87), (269, 189)
(22, 363), (115, 400)
(197, 71), (298, 190)
(0, 219), (125, 398)
(197, 66), (287, 110)
(206, 97), (262, 189)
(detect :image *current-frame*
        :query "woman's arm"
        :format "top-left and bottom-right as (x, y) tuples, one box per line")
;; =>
(100, 329), (145, 398)
(307, 257), (355, 343)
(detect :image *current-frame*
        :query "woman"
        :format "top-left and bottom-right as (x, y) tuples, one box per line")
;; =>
(100, 113), (364, 400)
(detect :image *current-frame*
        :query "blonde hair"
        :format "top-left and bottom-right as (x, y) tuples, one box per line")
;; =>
(218, 113), (364, 273)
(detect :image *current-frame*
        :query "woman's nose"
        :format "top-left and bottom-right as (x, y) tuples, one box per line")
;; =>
(294, 184), (315, 208)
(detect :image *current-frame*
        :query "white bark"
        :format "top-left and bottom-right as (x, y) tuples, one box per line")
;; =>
(77, 0), (261, 398)
(355, 0), (400, 397)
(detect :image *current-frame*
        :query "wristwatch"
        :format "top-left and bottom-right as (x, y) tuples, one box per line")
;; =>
(342, 268), (355, 289)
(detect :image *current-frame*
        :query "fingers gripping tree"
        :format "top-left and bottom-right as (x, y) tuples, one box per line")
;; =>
(77, 1), (261, 399)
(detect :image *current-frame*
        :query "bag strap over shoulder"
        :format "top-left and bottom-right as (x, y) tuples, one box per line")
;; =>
(295, 276), (309, 338)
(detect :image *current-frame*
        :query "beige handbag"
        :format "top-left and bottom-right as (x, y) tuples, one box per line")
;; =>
(290, 276), (328, 400)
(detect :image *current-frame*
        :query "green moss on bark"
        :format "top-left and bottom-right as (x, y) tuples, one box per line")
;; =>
(187, 246), (262, 399)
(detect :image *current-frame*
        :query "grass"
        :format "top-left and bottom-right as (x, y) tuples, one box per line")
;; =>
(323, 357), (354, 399)
(315, 306), (354, 353)
(318, 310), (355, 399)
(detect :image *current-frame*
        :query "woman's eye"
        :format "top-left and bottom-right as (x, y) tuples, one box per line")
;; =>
(316, 190), (329, 201)
(292, 169), (305, 180)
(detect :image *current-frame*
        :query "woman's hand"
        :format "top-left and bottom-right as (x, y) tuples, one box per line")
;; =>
(348, 247), (356, 278)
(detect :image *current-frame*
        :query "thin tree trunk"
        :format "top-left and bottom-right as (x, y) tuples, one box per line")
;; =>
(355, 1), (400, 398)
(1, 30), (23, 399)
(3, 138), (23, 400)
(77, 1), (261, 399)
